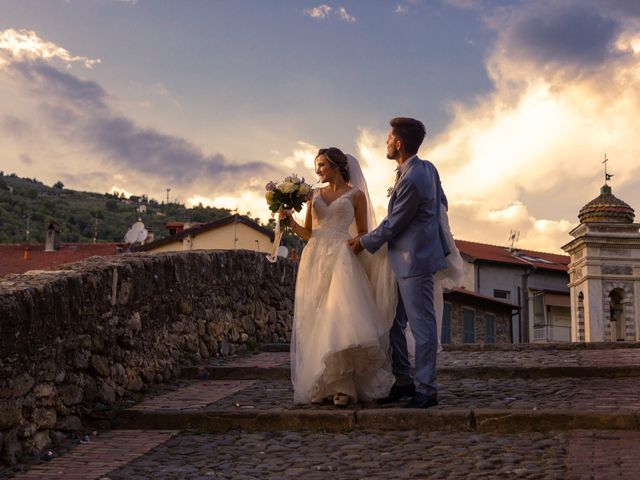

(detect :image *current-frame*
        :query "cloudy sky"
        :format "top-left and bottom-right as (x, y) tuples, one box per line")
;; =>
(2, 0), (640, 253)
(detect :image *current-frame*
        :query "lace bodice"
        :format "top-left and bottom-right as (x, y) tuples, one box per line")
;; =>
(311, 188), (357, 240)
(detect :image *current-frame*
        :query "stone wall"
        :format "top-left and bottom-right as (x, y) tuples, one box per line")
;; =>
(445, 301), (512, 345)
(0, 250), (296, 464)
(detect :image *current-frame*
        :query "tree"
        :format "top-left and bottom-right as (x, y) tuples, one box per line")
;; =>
(53, 181), (64, 189)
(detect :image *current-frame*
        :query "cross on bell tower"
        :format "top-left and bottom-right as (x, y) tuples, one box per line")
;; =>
(603, 154), (613, 185)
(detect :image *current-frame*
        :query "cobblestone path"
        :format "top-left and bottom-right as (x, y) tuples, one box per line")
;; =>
(107, 430), (569, 480)
(200, 376), (640, 412)
(5, 344), (640, 479)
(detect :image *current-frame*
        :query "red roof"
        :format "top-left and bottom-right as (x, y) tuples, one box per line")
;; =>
(0, 243), (123, 278)
(445, 287), (521, 310)
(455, 239), (569, 272)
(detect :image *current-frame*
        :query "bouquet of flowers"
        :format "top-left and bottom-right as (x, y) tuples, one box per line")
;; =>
(265, 174), (313, 230)
(264, 174), (312, 262)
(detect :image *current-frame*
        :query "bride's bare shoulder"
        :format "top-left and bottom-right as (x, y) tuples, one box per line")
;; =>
(352, 188), (365, 200)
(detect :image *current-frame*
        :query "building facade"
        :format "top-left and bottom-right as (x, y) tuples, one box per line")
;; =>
(441, 288), (517, 345)
(455, 240), (571, 343)
(140, 215), (275, 255)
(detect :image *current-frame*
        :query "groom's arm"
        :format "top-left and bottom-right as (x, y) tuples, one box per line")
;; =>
(360, 179), (421, 254)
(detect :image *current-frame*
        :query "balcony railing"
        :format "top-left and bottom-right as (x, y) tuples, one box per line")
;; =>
(533, 325), (571, 343)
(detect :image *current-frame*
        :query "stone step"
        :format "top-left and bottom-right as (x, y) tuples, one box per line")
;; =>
(182, 364), (640, 381)
(115, 376), (640, 435)
(119, 407), (640, 435)
(187, 348), (640, 381)
(260, 342), (640, 352)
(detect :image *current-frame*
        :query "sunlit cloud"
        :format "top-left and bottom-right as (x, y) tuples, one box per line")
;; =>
(304, 4), (356, 22)
(280, 141), (317, 171)
(0, 28), (100, 68)
(419, 0), (640, 252)
(0, 27), (277, 209)
(355, 128), (396, 225)
(336, 7), (356, 23)
(395, 5), (409, 14)
(110, 185), (134, 198)
(304, 5), (332, 20)
(187, 190), (269, 219)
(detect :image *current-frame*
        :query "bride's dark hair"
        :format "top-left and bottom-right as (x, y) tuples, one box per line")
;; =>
(317, 147), (350, 182)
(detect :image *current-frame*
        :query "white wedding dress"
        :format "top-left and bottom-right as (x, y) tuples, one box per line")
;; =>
(290, 187), (396, 404)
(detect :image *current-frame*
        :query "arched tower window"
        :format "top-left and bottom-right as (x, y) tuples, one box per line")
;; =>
(609, 289), (625, 341)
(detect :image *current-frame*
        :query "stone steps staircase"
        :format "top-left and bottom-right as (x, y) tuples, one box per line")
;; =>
(117, 343), (640, 435)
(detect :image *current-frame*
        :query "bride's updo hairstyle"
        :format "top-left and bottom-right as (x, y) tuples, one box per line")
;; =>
(317, 147), (350, 183)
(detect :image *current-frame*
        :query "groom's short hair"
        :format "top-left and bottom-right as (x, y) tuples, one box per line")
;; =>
(390, 117), (426, 156)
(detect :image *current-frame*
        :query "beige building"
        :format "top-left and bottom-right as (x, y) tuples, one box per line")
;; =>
(140, 215), (275, 254)
(562, 184), (640, 342)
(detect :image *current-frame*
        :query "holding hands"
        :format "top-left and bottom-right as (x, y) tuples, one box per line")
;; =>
(347, 236), (364, 254)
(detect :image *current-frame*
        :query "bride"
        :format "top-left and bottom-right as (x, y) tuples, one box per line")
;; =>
(284, 147), (396, 406)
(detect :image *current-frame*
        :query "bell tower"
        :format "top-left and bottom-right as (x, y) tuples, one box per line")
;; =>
(562, 179), (640, 342)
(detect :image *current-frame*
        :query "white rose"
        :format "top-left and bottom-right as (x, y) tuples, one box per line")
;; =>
(278, 182), (297, 194)
(298, 184), (310, 196)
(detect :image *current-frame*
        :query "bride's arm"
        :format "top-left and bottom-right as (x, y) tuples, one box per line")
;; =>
(353, 190), (368, 237)
(285, 201), (312, 241)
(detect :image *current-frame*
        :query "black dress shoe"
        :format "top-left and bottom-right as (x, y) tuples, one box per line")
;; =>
(404, 393), (438, 409)
(376, 383), (416, 404)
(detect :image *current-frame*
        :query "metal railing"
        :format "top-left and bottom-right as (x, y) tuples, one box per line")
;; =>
(533, 325), (571, 342)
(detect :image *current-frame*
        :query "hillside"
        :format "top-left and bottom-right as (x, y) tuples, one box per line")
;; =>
(0, 172), (261, 244)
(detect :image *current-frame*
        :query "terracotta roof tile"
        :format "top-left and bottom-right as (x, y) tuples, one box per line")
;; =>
(0, 243), (123, 278)
(454, 239), (569, 272)
(445, 287), (521, 309)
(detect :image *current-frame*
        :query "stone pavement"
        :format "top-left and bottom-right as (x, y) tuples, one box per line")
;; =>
(4, 343), (640, 479)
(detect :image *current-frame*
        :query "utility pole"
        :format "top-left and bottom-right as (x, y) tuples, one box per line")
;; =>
(93, 216), (99, 243)
(166, 188), (171, 205)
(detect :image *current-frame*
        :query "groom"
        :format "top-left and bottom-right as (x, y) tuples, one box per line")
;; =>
(348, 117), (449, 408)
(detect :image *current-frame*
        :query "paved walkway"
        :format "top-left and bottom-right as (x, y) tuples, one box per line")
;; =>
(4, 344), (640, 479)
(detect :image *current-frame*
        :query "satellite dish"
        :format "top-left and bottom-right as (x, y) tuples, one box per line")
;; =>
(277, 245), (288, 258)
(124, 221), (149, 244)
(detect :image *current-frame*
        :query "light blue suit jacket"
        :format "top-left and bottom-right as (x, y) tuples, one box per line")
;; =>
(360, 156), (449, 278)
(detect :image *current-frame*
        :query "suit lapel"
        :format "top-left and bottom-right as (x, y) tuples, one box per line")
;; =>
(387, 156), (422, 214)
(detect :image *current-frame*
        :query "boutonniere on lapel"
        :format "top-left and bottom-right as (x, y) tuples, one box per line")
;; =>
(387, 167), (401, 197)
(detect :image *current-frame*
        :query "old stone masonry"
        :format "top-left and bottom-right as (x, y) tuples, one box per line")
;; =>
(2, 251), (640, 478)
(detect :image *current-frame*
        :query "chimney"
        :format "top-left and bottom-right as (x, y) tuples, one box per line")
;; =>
(145, 226), (154, 244)
(45, 221), (61, 252)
